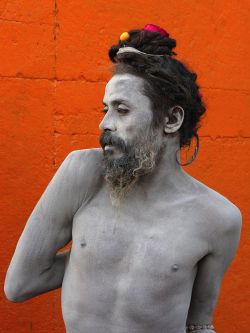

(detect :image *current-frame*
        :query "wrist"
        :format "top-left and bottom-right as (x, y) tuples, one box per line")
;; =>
(187, 331), (216, 333)
(186, 324), (215, 333)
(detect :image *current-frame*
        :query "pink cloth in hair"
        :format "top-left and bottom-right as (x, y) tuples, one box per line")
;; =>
(143, 24), (169, 37)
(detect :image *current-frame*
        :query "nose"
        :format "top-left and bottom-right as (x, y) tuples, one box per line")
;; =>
(99, 112), (116, 132)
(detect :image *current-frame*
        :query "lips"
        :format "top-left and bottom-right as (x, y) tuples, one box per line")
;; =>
(104, 144), (114, 151)
(100, 131), (127, 153)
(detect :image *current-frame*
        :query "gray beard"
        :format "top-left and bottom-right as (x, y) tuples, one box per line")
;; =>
(102, 130), (164, 208)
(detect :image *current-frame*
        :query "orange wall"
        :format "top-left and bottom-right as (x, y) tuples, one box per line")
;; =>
(0, 1), (249, 332)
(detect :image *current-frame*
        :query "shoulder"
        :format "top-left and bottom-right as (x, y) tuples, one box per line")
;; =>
(65, 147), (103, 171)
(59, 148), (104, 202)
(191, 179), (242, 252)
(202, 186), (241, 233)
(187, 175), (242, 231)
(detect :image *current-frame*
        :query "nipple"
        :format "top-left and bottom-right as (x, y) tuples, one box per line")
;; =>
(171, 264), (179, 272)
(80, 240), (87, 248)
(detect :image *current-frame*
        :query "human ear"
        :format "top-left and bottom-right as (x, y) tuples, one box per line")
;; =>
(163, 105), (185, 134)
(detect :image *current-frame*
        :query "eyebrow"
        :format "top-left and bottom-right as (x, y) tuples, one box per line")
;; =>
(102, 99), (132, 107)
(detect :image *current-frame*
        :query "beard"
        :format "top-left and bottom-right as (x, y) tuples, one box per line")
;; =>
(99, 128), (164, 208)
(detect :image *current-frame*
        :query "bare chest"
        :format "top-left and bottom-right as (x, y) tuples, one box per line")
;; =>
(71, 195), (208, 285)
(62, 194), (210, 330)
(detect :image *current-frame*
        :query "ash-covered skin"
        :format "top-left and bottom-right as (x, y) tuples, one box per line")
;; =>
(4, 73), (242, 333)
(99, 74), (165, 207)
(99, 128), (164, 207)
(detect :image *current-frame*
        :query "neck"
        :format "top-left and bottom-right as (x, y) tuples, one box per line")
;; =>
(134, 135), (190, 199)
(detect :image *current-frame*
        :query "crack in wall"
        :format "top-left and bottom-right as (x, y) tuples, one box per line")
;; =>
(54, 130), (99, 136)
(0, 17), (52, 25)
(52, 3), (59, 330)
(52, 0), (59, 171)
(0, 75), (248, 92)
(0, 75), (107, 83)
(53, 131), (250, 140)
(199, 135), (250, 140)
(202, 86), (250, 93)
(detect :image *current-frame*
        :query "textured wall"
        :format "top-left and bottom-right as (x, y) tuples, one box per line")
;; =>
(0, 1), (249, 332)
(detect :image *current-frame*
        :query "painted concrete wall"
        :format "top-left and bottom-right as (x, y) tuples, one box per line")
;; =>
(0, 1), (249, 332)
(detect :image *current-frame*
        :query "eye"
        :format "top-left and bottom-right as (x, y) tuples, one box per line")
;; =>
(102, 108), (108, 113)
(117, 107), (129, 114)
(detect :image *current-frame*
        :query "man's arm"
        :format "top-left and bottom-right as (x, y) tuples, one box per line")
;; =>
(5, 249), (71, 302)
(4, 149), (102, 302)
(186, 203), (242, 332)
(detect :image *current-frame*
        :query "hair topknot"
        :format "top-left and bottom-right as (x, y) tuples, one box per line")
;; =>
(109, 29), (177, 63)
(108, 27), (206, 151)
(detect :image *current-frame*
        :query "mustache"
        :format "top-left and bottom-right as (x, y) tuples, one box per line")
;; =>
(99, 131), (128, 153)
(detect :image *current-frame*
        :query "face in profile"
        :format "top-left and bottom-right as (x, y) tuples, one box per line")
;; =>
(99, 73), (165, 206)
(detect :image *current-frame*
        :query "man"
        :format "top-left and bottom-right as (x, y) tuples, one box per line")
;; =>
(5, 26), (242, 333)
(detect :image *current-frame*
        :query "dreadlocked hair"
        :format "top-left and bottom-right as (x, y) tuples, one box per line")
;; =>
(108, 28), (206, 149)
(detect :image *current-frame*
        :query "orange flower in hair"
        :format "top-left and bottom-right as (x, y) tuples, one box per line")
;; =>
(120, 32), (130, 42)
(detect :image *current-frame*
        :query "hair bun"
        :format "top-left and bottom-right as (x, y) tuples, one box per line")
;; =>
(109, 27), (177, 63)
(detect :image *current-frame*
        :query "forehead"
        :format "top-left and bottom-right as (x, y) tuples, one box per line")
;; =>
(104, 73), (148, 104)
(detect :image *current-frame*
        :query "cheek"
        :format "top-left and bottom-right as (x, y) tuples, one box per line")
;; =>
(123, 122), (141, 140)
(127, 111), (152, 132)
(118, 110), (153, 142)
(125, 124), (135, 134)
(117, 118), (136, 138)
(123, 124), (150, 145)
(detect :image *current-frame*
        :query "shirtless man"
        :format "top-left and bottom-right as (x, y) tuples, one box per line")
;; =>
(4, 25), (242, 333)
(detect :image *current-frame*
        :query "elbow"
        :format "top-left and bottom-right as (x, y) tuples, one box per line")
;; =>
(4, 283), (26, 303)
(4, 273), (27, 303)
